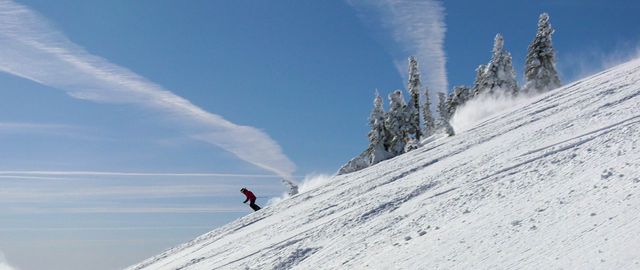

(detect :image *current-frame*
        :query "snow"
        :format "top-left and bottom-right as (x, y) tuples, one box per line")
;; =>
(128, 58), (640, 269)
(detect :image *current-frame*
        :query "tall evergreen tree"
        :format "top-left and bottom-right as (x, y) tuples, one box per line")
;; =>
(368, 92), (391, 164)
(437, 92), (455, 136)
(385, 90), (409, 156)
(422, 86), (435, 138)
(524, 13), (561, 93)
(475, 34), (519, 96)
(337, 92), (392, 175)
(437, 91), (450, 121)
(407, 56), (422, 140)
(447, 85), (471, 117)
(472, 64), (487, 97)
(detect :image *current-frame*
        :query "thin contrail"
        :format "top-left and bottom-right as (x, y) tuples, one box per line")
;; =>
(0, 175), (76, 181)
(3, 206), (248, 214)
(0, 170), (286, 178)
(0, 226), (216, 232)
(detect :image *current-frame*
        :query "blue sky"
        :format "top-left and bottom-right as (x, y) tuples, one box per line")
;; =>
(0, 1), (639, 269)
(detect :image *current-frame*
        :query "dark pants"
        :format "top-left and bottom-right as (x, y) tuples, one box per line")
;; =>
(248, 199), (261, 211)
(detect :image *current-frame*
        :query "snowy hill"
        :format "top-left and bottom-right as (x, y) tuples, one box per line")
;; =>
(128, 59), (640, 270)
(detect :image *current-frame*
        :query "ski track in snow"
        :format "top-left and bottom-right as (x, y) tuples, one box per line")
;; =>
(128, 59), (640, 269)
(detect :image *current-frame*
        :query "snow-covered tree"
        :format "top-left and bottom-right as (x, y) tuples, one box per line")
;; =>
(422, 86), (435, 138)
(523, 12), (561, 93)
(407, 56), (422, 140)
(367, 92), (392, 164)
(437, 92), (455, 136)
(447, 85), (471, 117)
(437, 91), (450, 121)
(475, 34), (519, 96)
(337, 92), (393, 175)
(337, 152), (369, 175)
(472, 64), (487, 97)
(385, 90), (409, 156)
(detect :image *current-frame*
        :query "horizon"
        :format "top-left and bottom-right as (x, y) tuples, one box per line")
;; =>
(1, 1), (640, 269)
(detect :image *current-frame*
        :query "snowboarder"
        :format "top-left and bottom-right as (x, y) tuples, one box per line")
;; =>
(240, 187), (261, 211)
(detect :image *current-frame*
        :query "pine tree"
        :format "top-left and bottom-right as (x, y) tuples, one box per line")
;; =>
(437, 91), (450, 121)
(475, 34), (519, 96)
(367, 92), (391, 164)
(447, 85), (471, 117)
(422, 86), (435, 137)
(437, 92), (455, 136)
(524, 12), (561, 93)
(337, 92), (392, 175)
(472, 64), (486, 97)
(407, 56), (422, 140)
(385, 90), (409, 156)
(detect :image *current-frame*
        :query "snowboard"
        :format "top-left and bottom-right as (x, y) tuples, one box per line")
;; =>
(250, 204), (261, 211)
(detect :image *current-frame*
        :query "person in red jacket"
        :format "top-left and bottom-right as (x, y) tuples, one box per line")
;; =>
(240, 187), (261, 211)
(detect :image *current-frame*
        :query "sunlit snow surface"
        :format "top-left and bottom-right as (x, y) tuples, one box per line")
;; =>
(128, 59), (640, 269)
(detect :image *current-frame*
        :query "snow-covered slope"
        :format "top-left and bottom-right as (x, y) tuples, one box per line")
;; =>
(128, 59), (640, 270)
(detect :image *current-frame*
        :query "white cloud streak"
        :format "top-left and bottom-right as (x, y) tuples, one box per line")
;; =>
(0, 175), (73, 181)
(4, 206), (247, 214)
(0, 1), (295, 179)
(0, 225), (214, 232)
(0, 170), (287, 178)
(348, 0), (448, 106)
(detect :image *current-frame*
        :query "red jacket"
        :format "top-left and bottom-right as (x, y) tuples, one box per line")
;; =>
(242, 189), (256, 203)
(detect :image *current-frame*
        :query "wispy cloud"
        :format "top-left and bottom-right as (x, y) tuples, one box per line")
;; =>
(347, 0), (448, 103)
(4, 205), (247, 214)
(0, 170), (287, 178)
(0, 175), (73, 181)
(0, 1), (295, 179)
(0, 225), (214, 232)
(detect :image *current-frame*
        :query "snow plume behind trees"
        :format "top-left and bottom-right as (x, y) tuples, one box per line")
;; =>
(450, 90), (537, 133)
(559, 43), (640, 84)
(0, 1), (298, 192)
(348, 0), (448, 110)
